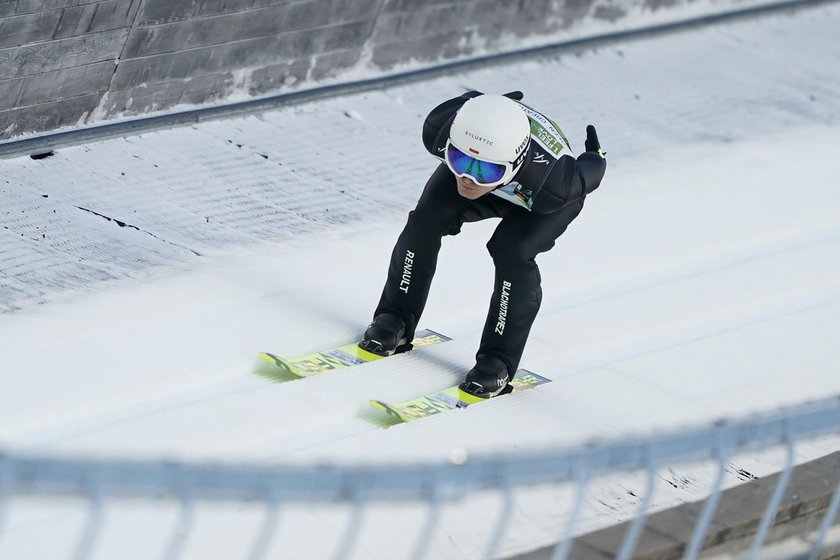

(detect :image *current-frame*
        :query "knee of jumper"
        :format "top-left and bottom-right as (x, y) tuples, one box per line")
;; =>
(405, 209), (462, 238)
(486, 236), (545, 299)
(486, 235), (539, 270)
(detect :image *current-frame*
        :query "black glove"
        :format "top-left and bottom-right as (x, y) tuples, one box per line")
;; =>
(584, 125), (606, 158)
(503, 90), (524, 101)
(584, 125), (601, 151)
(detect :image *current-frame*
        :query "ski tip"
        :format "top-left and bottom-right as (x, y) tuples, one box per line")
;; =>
(369, 400), (408, 423)
(257, 352), (300, 377)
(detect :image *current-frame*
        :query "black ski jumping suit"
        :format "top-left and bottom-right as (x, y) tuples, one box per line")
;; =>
(373, 91), (606, 374)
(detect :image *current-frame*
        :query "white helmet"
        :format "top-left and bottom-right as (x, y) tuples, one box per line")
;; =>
(445, 94), (531, 187)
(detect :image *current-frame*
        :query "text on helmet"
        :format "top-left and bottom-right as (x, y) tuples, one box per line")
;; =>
(463, 130), (494, 146)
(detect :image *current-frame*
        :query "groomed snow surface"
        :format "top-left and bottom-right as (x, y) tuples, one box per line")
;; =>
(1, 3), (840, 559)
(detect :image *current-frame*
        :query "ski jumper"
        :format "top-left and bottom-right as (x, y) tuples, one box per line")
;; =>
(373, 91), (606, 374)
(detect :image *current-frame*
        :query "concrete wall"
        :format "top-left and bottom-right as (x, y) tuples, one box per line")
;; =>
(0, 0), (792, 142)
(510, 451), (840, 560)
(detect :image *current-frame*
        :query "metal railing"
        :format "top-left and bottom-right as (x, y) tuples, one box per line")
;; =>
(0, 395), (838, 560)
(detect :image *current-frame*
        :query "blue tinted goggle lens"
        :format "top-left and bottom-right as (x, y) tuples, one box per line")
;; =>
(446, 145), (507, 185)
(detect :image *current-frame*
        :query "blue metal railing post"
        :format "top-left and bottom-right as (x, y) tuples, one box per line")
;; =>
(161, 483), (196, 560)
(0, 454), (11, 545)
(682, 425), (730, 560)
(746, 421), (797, 560)
(616, 444), (657, 560)
(410, 475), (443, 560)
(551, 456), (589, 560)
(71, 474), (105, 560)
(332, 483), (367, 560)
(483, 466), (514, 560)
(246, 487), (282, 560)
(808, 479), (840, 559)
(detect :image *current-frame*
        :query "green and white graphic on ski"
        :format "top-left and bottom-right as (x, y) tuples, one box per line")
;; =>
(370, 369), (551, 423)
(257, 329), (450, 382)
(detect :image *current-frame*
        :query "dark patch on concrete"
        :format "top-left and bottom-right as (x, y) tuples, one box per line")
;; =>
(663, 467), (696, 490)
(0, 29), (128, 80)
(728, 464), (759, 481)
(646, 0), (681, 11)
(594, 5), (628, 22)
(0, 93), (103, 138)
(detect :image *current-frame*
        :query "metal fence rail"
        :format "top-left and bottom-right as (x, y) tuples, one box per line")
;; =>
(1, 395), (839, 560)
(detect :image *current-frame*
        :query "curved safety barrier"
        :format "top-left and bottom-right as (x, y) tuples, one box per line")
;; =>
(0, 395), (838, 559)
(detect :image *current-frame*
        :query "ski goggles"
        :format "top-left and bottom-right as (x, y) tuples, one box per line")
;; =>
(444, 141), (514, 187)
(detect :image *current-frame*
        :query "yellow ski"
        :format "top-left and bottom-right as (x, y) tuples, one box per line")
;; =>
(257, 329), (450, 381)
(369, 370), (551, 423)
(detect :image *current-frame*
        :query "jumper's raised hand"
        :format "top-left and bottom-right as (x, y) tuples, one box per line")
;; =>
(585, 124), (603, 154)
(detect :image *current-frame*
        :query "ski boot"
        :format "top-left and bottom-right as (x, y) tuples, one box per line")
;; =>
(459, 354), (513, 399)
(358, 313), (412, 357)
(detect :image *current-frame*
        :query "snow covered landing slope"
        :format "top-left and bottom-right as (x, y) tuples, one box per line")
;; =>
(1, 3), (840, 559)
